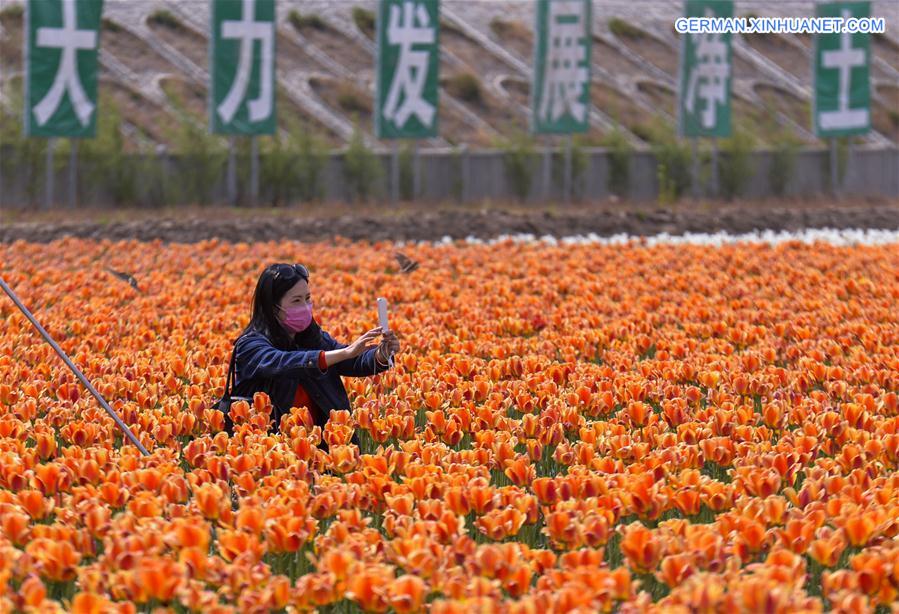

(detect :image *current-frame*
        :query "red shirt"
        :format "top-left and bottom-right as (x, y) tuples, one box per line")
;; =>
(293, 350), (328, 413)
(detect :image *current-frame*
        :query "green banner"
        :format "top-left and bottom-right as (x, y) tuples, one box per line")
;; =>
(375, 0), (440, 139)
(813, 1), (871, 137)
(25, 0), (103, 138)
(532, 0), (592, 134)
(210, 0), (276, 135)
(677, 0), (733, 138)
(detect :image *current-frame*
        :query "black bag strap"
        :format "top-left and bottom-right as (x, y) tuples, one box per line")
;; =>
(223, 344), (237, 398)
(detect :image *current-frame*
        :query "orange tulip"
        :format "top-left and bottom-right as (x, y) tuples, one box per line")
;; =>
(217, 529), (265, 563)
(776, 518), (817, 554)
(735, 519), (769, 558)
(167, 517), (210, 551)
(467, 483), (495, 515)
(503, 457), (534, 486)
(387, 575), (427, 614)
(265, 515), (313, 553)
(386, 493), (415, 516)
(25, 538), (81, 582)
(701, 481), (734, 512)
(620, 523), (663, 574)
(33, 432), (58, 461)
(809, 529), (848, 568)
(346, 568), (392, 613)
(850, 553), (887, 597)
(70, 592), (112, 614)
(843, 514), (877, 548)
(580, 513), (611, 548)
(193, 482), (225, 520)
(559, 547), (604, 570)
(444, 487), (471, 516)
(136, 558), (185, 603)
(673, 490), (701, 517)
(658, 553), (694, 588)
(98, 481), (127, 508)
(178, 546), (208, 580)
(737, 468), (782, 498)
(626, 401), (652, 426)
(18, 489), (52, 520)
(531, 477), (558, 505)
(127, 491), (162, 518)
(18, 575), (46, 608)
(543, 510), (579, 548)
(1, 510), (30, 545)
(31, 462), (69, 496)
(83, 505), (111, 540)
(476, 507), (526, 541)
(235, 506), (266, 535)
(329, 445), (358, 474)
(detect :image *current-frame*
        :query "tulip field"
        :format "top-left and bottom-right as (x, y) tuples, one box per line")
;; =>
(1, 234), (898, 614)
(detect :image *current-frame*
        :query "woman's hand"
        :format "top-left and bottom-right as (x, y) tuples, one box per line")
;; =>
(344, 327), (383, 359)
(376, 331), (400, 362)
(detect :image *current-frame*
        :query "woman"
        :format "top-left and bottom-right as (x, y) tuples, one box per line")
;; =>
(229, 263), (400, 446)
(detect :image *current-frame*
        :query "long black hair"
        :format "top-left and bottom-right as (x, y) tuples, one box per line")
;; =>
(239, 263), (324, 351)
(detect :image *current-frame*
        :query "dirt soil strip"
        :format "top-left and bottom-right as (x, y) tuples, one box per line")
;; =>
(1, 202), (898, 245)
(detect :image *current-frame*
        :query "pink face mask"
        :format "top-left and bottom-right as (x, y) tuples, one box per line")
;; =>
(279, 302), (313, 333)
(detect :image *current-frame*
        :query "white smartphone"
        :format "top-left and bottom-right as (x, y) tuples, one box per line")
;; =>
(377, 297), (389, 333)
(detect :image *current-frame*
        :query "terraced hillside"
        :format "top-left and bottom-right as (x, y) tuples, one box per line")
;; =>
(0, 0), (897, 152)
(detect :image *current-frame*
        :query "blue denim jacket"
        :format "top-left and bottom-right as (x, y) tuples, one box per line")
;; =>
(231, 329), (392, 429)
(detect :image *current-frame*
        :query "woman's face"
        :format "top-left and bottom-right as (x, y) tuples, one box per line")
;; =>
(276, 278), (313, 324)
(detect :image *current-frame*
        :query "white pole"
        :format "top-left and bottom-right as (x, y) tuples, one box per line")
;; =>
(845, 137), (851, 196)
(830, 138), (838, 198)
(564, 134), (573, 203)
(412, 141), (420, 200)
(461, 143), (470, 203)
(250, 135), (259, 207)
(0, 277), (150, 456)
(543, 143), (551, 202)
(691, 137), (699, 199)
(711, 137), (718, 199)
(227, 136), (237, 206)
(44, 138), (55, 210)
(391, 141), (399, 205)
(69, 139), (78, 209)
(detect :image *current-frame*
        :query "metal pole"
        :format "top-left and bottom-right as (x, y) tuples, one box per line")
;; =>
(830, 138), (838, 198)
(69, 139), (78, 209)
(0, 277), (150, 456)
(161, 149), (171, 205)
(391, 141), (399, 205)
(845, 138), (851, 195)
(564, 134), (573, 204)
(412, 141), (420, 200)
(711, 137), (718, 200)
(250, 135), (259, 207)
(227, 136), (237, 206)
(543, 143), (551, 202)
(44, 138), (55, 210)
(461, 143), (469, 204)
(691, 137), (699, 199)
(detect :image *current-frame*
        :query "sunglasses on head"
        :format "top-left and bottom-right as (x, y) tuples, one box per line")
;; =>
(272, 263), (309, 281)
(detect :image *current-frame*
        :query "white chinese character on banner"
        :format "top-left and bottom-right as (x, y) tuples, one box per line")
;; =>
(217, 0), (274, 124)
(32, 0), (98, 126)
(684, 9), (730, 129)
(819, 8), (868, 130)
(538, 0), (589, 124)
(382, 1), (435, 128)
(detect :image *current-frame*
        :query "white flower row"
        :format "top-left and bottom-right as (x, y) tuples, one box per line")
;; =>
(396, 228), (899, 249)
